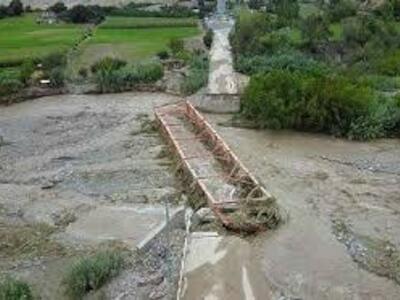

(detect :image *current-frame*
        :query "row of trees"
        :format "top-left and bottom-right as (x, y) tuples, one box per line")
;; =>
(0, 0), (24, 19)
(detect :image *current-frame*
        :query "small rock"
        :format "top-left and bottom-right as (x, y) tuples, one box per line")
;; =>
(193, 207), (216, 224)
(138, 273), (164, 286)
(149, 289), (166, 300)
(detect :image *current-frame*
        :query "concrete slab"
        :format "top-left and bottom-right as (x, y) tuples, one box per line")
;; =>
(179, 233), (274, 300)
(65, 205), (181, 248)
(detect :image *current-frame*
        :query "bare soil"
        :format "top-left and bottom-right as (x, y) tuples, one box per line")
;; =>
(0, 92), (183, 299)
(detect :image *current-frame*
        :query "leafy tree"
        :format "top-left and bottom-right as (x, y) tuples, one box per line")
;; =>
(230, 10), (270, 56)
(61, 5), (104, 24)
(7, 0), (23, 16)
(49, 2), (67, 14)
(248, 0), (264, 10)
(325, 0), (356, 22)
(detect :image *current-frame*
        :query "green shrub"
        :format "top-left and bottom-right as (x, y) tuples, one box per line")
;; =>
(230, 10), (271, 57)
(91, 57), (127, 74)
(374, 50), (400, 76)
(41, 52), (67, 71)
(300, 14), (332, 48)
(168, 38), (185, 55)
(270, 0), (300, 25)
(181, 54), (209, 95)
(78, 67), (88, 78)
(48, 67), (65, 88)
(326, 0), (356, 22)
(107, 4), (197, 18)
(241, 70), (380, 138)
(235, 51), (328, 75)
(156, 50), (169, 60)
(95, 61), (164, 93)
(258, 31), (290, 52)
(95, 68), (126, 93)
(19, 60), (35, 85)
(203, 29), (213, 49)
(63, 251), (124, 300)
(0, 75), (23, 96)
(0, 277), (33, 300)
(123, 61), (164, 84)
(60, 5), (105, 24)
(49, 1), (67, 14)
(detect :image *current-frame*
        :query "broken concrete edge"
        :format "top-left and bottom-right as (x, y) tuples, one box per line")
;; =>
(189, 94), (241, 114)
(137, 205), (185, 251)
(176, 208), (194, 300)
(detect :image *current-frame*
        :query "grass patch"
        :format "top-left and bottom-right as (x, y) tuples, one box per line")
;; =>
(0, 277), (33, 300)
(0, 222), (67, 260)
(0, 13), (83, 66)
(100, 16), (198, 29)
(63, 251), (124, 300)
(72, 23), (200, 70)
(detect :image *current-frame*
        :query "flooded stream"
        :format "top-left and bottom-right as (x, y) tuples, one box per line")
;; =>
(207, 114), (400, 299)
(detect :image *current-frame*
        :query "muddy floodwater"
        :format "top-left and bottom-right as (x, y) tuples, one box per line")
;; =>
(206, 114), (400, 299)
(1, 92), (400, 299)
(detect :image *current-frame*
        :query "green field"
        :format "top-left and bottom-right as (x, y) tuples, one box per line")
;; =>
(100, 16), (198, 29)
(71, 17), (200, 71)
(0, 14), (83, 65)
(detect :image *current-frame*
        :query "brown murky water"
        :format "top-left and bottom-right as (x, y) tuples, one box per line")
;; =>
(205, 114), (400, 299)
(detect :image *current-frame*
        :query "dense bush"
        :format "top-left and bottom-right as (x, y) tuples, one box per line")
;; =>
(325, 0), (356, 22)
(48, 67), (65, 88)
(63, 251), (124, 299)
(95, 61), (164, 93)
(270, 0), (299, 25)
(300, 14), (332, 48)
(248, 0), (264, 10)
(240, 70), (389, 139)
(373, 50), (400, 76)
(230, 10), (271, 57)
(60, 5), (105, 24)
(0, 74), (23, 96)
(40, 52), (67, 71)
(156, 50), (169, 60)
(0, 277), (33, 300)
(90, 57), (127, 74)
(181, 54), (209, 95)
(0, 0), (24, 19)
(235, 51), (328, 75)
(7, 0), (23, 16)
(168, 38), (185, 55)
(203, 29), (214, 49)
(107, 4), (197, 18)
(49, 1), (67, 14)
(19, 59), (35, 85)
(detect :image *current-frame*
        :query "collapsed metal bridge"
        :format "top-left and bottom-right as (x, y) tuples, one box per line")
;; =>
(155, 101), (281, 233)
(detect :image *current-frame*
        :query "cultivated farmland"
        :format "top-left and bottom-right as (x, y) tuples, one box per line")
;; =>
(0, 13), (83, 66)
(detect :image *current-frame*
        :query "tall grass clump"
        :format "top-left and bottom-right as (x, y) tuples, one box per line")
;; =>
(181, 53), (209, 95)
(63, 251), (124, 300)
(0, 277), (33, 300)
(94, 60), (163, 93)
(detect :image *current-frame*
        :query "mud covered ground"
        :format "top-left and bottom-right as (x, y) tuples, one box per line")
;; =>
(207, 114), (400, 299)
(0, 92), (184, 299)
